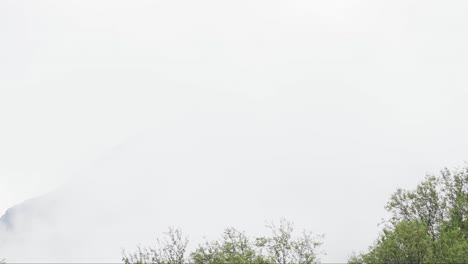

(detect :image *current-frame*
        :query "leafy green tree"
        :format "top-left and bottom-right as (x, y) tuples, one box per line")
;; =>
(429, 221), (468, 263)
(385, 176), (444, 241)
(440, 167), (468, 235)
(191, 227), (273, 264)
(347, 253), (365, 264)
(259, 218), (323, 264)
(124, 219), (323, 264)
(365, 220), (432, 264)
(349, 165), (468, 264)
(122, 227), (188, 264)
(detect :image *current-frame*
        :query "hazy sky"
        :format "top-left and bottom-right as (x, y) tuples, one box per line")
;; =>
(1, 0), (468, 262)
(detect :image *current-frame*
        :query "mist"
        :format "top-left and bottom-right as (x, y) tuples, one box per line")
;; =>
(1, 0), (468, 263)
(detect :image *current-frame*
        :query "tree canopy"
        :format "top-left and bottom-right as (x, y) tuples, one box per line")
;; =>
(122, 227), (188, 264)
(349, 166), (468, 264)
(123, 219), (323, 264)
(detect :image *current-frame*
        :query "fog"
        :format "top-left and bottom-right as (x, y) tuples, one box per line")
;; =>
(1, 0), (468, 262)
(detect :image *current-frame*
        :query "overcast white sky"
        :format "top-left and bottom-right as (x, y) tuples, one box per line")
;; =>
(1, 0), (468, 262)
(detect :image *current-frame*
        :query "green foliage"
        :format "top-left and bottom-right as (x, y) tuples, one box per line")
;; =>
(122, 227), (188, 264)
(124, 219), (323, 264)
(191, 219), (323, 264)
(349, 165), (468, 264)
(190, 219), (323, 264)
(362, 220), (432, 264)
(429, 222), (468, 263)
(347, 253), (364, 264)
(191, 228), (273, 264)
(260, 218), (323, 264)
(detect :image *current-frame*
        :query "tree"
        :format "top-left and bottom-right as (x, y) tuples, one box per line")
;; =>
(349, 165), (468, 264)
(260, 218), (323, 264)
(429, 221), (468, 263)
(440, 167), (468, 235)
(124, 219), (323, 264)
(385, 176), (444, 241)
(363, 220), (432, 264)
(191, 220), (323, 264)
(122, 227), (188, 264)
(191, 227), (273, 264)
